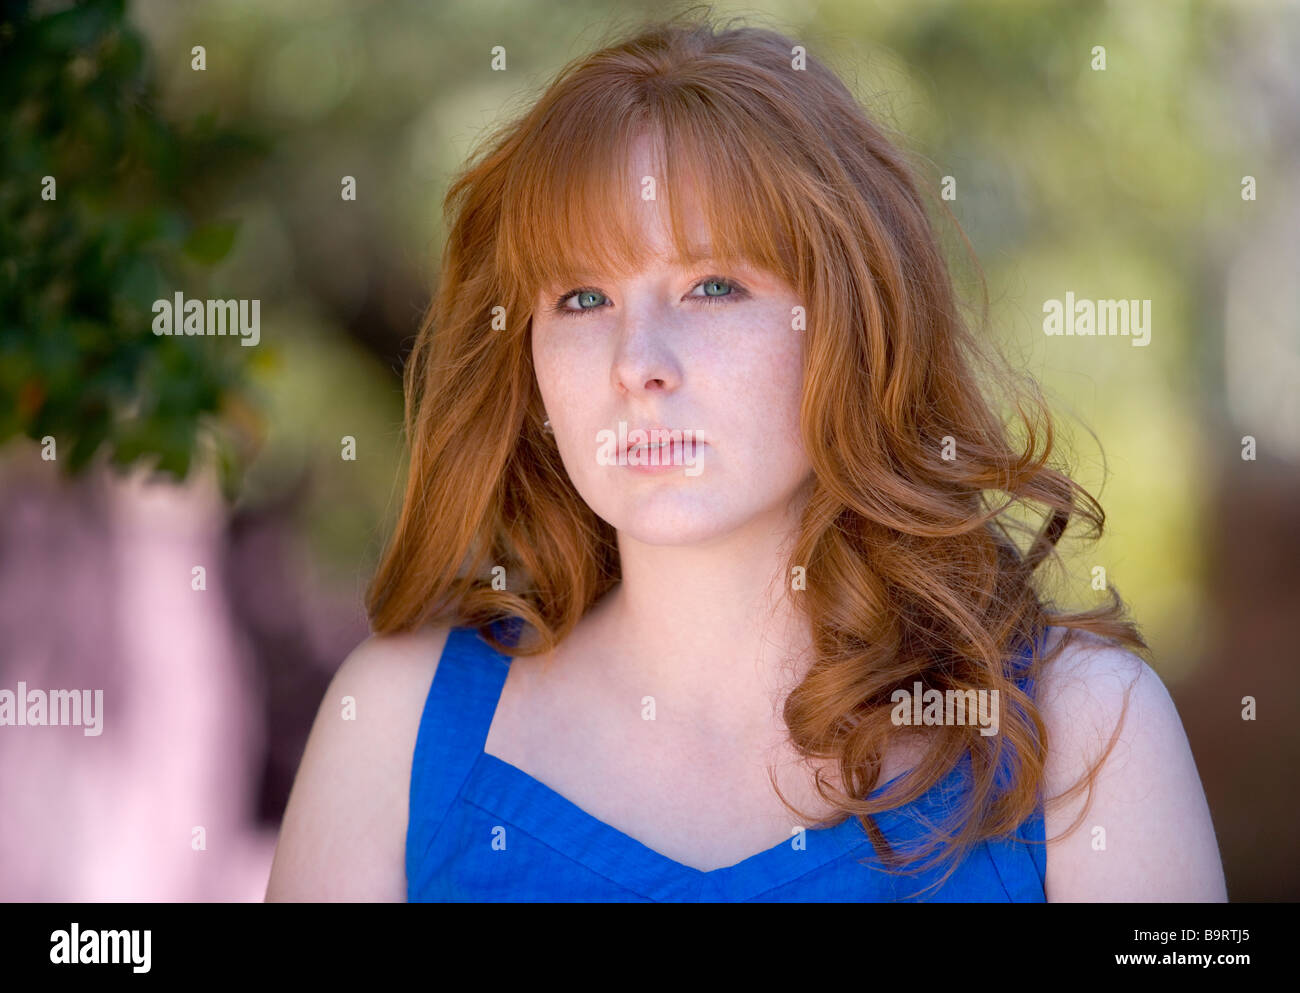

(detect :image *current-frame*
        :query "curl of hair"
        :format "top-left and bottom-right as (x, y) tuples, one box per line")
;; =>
(366, 8), (1148, 896)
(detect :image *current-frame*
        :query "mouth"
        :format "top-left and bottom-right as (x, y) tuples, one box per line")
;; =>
(627, 442), (680, 465)
(619, 429), (706, 463)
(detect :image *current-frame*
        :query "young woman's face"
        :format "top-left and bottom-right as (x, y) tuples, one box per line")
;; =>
(529, 144), (813, 547)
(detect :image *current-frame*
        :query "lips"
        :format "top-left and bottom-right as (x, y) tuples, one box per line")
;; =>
(618, 427), (704, 460)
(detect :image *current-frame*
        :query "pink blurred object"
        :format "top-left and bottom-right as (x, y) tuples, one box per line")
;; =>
(0, 454), (277, 901)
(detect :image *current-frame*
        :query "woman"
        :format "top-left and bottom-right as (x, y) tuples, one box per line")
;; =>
(266, 14), (1226, 902)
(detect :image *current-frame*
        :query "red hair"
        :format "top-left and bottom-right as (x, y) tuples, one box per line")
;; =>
(367, 9), (1146, 894)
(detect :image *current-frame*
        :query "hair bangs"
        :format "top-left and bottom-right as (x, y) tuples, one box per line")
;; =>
(499, 82), (805, 316)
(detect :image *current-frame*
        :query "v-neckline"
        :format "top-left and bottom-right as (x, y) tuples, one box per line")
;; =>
(464, 741), (957, 901)
(460, 619), (965, 901)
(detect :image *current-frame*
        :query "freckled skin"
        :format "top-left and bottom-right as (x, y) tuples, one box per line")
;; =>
(531, 136), (812, 546)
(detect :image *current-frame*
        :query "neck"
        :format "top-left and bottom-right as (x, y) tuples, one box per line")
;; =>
(589, 497), (816, 740)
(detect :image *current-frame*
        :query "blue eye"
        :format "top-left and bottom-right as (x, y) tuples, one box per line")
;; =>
(694, 278), (735, 299)
(550, 288), (607, 315)
(549, 276), (747, 317)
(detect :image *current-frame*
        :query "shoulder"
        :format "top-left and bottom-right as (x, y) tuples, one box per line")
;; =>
(328, 623), (454, 702)
(264, 622), (453, 902)
(1034, 626), (1227, 901)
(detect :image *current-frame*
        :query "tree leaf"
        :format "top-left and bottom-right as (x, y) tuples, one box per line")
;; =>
(182, 220), (240, 265)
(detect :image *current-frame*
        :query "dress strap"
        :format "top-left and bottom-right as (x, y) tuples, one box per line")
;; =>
(405, 620), (515, 888)
(1006, 625), (1049, 888)
(1009, 625), (1045, 696)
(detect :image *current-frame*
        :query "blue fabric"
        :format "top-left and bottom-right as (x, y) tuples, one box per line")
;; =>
(406, 617), (1047, 902)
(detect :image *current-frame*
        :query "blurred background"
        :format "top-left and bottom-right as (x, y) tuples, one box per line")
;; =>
(0, 0), (1296, 901)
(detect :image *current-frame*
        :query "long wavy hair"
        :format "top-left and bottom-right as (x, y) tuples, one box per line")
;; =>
(366, 9), (1147, 893)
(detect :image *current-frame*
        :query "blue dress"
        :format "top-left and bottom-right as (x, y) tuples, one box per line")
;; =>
(406, 617), (1047, 902)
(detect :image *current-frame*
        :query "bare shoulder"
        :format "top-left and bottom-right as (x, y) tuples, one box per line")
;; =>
(330, 623), (454, 698)
(1035, 627), (1152, 739)
(264, 622), (453, 902)
(1035, 626), (1227, 901)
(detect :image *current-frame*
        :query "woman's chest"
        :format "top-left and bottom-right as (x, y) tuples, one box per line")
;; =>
(480, 650), (918, 873)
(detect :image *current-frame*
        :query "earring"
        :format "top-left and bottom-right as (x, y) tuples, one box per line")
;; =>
(542, 418), (554, 435)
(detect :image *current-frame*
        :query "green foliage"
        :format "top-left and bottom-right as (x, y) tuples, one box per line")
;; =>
(0, 0), (266, 488)
(182, 220), (240, 266)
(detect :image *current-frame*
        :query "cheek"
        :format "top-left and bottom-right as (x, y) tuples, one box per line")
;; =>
(531, 323), (584, 406)
(692, 310), (805, 477)
(530, 329), (555, 399)
(532, 324), (609, 460)
(714, 305), (805, 417)
(533, 313), (604, 365)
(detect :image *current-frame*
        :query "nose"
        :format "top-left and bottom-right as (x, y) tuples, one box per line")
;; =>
(610, 298), (684, 397)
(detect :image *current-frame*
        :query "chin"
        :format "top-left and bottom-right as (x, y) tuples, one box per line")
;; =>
(598, 492), (761, 547)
